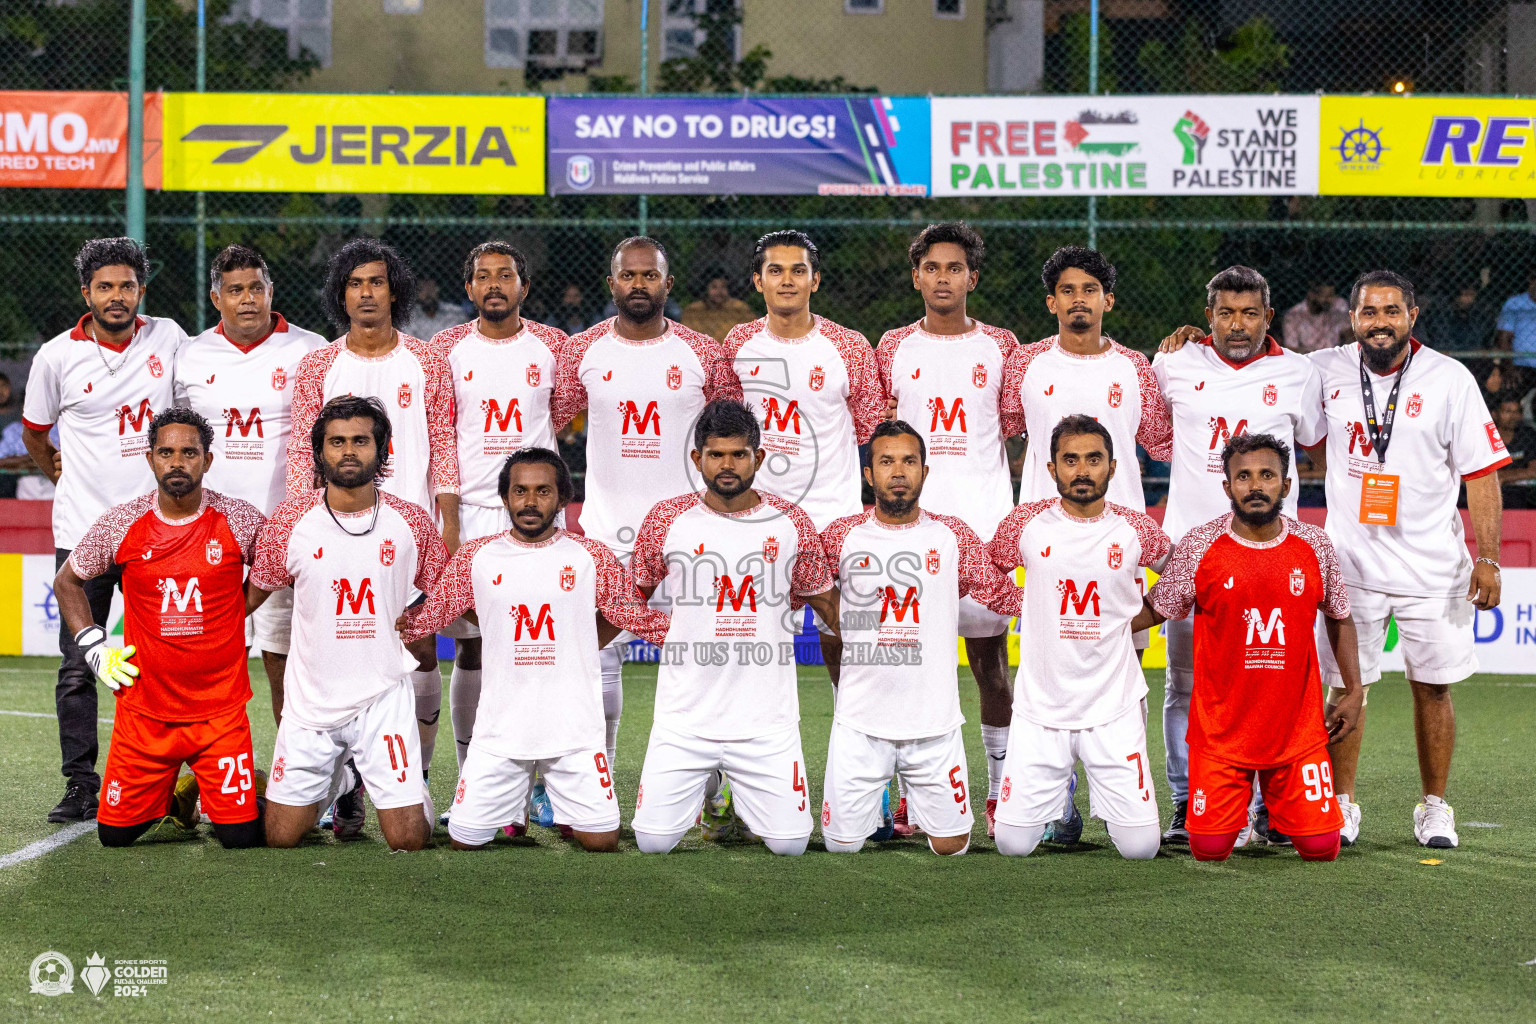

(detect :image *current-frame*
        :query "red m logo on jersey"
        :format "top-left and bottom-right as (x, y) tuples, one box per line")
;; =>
(1207, 416), (1248, 450)
(1057, 578), (1101, 617)
(715, 574), (757, 612)
(879, 585), (921, 623)
(928, 396), (966, 432)
(513, 603), (556, 640)
(157, 576), (202, 613)
(482, 398), (523, 433)
(620, 400), (661, 435)
(224, 407), (264, 438)
(332, 577), (375, 616)
(117, 399), (154, 435)
(1347, 422), (1375, 457)
(762, 397), (802, 434)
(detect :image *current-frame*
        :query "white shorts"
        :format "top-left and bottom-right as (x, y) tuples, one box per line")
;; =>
(821, 721), (972, 842)
(267, 679), (426, 811)
(632, 723), (813, 841)
(447, 743), (619, 844)
(249, 585), (294, 655)
(1319, 586), (1477, 687)
(958, 594), (1012, 638)
(995, 699), (1159, 829)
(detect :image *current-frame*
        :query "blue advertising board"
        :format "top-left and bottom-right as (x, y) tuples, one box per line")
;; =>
(548, 95), (930, 195)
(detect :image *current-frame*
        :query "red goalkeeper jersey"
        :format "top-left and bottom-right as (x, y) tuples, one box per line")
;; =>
(1150, 513), (1350, 768)
(69, 490), (265, 722)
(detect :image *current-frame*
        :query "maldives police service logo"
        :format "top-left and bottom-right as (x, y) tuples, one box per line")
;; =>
(30, 951), (74, 996)
(566, 155), (595, 191)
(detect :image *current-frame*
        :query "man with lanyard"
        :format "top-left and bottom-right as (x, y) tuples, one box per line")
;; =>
(1310, 270), (1506, 848)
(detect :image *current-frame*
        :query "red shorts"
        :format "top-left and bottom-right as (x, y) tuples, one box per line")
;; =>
(1187, 746), (1345, 838)
(98, 704), (258, 827)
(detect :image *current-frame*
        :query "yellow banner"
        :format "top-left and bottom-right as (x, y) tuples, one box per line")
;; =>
(1319, 95), (1536, 197)
(161, 93), (545, 194)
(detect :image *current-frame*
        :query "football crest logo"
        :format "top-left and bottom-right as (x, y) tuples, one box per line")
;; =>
(666, 364), (682, 390)
(106, 778), (122, 806)
(1000, 776), (1012, 802)
(455, 778), (467, 804)
(205, 539), (223, 565)
(973, 363), (987, 388)
(1108, 381), (1123, 408)
(147, 354), (164, 378)
(1263, 383), (1278, 406)
(822, 800), (831, 827)
(926, 548), (941, 574)
(809, 365), (825, 391)
(1193, 788), (1207, 815)
(379, 539), (396, 566)
(1289, 566), (1306, 596)
(397, 383), (412, 408)
(560, 565), (576, 591)
(527, 363), (541, 387)
(763, 536), (780, 563)
(271, 757), (285, 782)
(271, 367), (287, 390)
(1406, 392), (1423, 417)
(1107, 543), (1123, 570)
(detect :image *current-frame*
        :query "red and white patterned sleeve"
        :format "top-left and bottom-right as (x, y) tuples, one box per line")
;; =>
(874, 325), (913, 399)
(721, 319), (759, 366)
(552, 321), (603, 431)
(987, 498), (1054, 572)
(208, 492), (267, 564)
(580, 535), (671, 646)
(1149, 515), (1225, 621)
(817, 511), (866, 581)
(404, 535), (489, 642)
(673, 321), (743, 403)
(68, 495), (153, 580)
(629, 494), (695, 589)
(285, 344), (338, 499)
(429, 321), (474, 355)
(1290, 519), (1351, 620)
(772, 496), (833, 604)
(1125, 346), (1174, 461)
(405, 335), (459, 497)
(821, 319), (884, 443)
(1001, 339), (1049, 439)
(250, 494), (316, 591)
(1110, 503), (1172, 571)
(937, 513), (1024, 619)
(387, 493), (449, 594)
(981, 324), (1026, 438)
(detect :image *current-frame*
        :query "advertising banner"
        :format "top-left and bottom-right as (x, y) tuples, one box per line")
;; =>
(0, 91), (162, 189)
(161, 93), (545, 194)
(931, 94), (1318, 197)
(547, 95), (930, 195)
(1319, 95), (1536, 197)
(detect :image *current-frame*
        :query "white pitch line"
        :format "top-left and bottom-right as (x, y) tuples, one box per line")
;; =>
(0, 822), (96, 869)
(0, 709), (114, 724)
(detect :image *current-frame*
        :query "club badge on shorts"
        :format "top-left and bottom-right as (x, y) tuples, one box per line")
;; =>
(379, 539), (396, 566)
(106, 778), (122, 806)
(1192, 787), (1206, 815)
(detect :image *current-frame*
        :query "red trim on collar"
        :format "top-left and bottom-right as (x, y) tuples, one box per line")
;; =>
(215, 312), (289, 351)
(1199, 333), (1284, 370)
(69, 313), (146, 351)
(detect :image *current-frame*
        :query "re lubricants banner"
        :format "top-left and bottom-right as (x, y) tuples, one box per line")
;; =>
(931, 95), (1319, 197)
(547, 95), (930, 195)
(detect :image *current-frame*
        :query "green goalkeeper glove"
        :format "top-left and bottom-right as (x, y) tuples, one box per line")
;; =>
(76, 626), (138, 691)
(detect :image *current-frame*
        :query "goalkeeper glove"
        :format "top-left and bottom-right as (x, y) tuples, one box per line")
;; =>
(76, 625), (138, 691)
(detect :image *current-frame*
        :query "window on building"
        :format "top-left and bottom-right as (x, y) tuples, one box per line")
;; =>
(485, 0), (605, 69)
(845, 0), (883, 12)
(934, 0), (963, 17)
(663, 0), (740, 61)
(383, 0), (423, 12)
(236, 0), (333, 65)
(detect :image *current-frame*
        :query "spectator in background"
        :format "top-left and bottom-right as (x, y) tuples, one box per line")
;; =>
(1280, 282), (1352, 353)
(0, 372), (18, 432)
(1494, 268), (1536, 399)
(680, 273), (756, 343)
(1493, 396), (1536, 509)
(405, 276), (468, 340)
(0, 419), (57, 500)
(553, 283), (591, 336)
(1421, 284), (1492, 351)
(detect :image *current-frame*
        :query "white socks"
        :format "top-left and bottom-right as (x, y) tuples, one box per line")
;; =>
(449, 666), (482, 770)
(600, 645), (623, 768)
(411, 668), (441, 778)
(981, 724), (1009, 800)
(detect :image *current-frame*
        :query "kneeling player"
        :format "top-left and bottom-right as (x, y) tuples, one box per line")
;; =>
(629, 400), (841, 856)
(1143, 433), (1364, 862)
(403, 447), (669, 851)
(987, 416), (1170, 860)
(249, 396), (448, 852)
(56, 409), (267, 848)
(819, 421), (1023, 855)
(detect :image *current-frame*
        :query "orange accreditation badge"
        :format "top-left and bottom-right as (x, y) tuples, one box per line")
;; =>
(1358, 473), (1399, 526)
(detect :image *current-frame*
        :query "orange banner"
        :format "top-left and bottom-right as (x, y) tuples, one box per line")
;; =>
(0, 91), (161, 189)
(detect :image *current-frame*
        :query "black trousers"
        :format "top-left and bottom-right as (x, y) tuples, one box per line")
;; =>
(54, 548), (122, 789)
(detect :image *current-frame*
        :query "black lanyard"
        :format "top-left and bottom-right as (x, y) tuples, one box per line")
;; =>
(1358, 344), (1413, 465)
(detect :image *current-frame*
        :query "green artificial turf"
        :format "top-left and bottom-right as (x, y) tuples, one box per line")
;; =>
(1, 657), (1532, 1022)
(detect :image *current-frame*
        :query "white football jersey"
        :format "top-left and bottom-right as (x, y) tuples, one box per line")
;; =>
(1153, 336), (1326, 542)
(877, 320), (1022, 540)
(22, 314), (186, 549)
(433, 318), (567, 510)
(173, 314), (329, 515)
(723, 316), (885, 531)
(1311, 340), (1509, 597)
(821, 509), (1022, 741)
(990, 498), (1170, 730)
(555, 318), (741, 556)
(287, 334), (459, 515)
(406, 530), (668, 760)
(630, 491), (833, 742)
(1002, 335), (1173, 510)
(250, 490), (447, 730)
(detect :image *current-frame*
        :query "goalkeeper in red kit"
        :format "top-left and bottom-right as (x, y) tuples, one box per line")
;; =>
(54, 408), (268, 848)
(1136, 433), (1364, 861)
